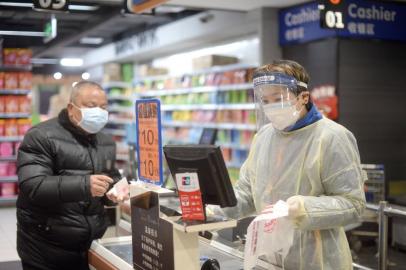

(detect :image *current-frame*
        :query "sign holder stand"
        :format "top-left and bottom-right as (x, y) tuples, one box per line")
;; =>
(130, 184), (236, 270)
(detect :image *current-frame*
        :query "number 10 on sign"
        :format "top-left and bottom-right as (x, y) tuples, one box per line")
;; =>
(135, 99), (163, 186)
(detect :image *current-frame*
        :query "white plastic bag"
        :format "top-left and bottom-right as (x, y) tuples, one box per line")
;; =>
(244, 200), (294, 270)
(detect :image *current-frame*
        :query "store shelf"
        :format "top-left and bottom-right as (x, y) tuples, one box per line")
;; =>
(161, 103), (255, 111)
(0, 64), (32, 71)
(0, 156), (17, 162)
(162, 121), (256, 131)
(0, 136), (24, 142)
(0, 195), (18, 206)
(107, 95), (136, 101)
(108, 106), (133, 113)
(134, 63), (256, 84)
(104, 128), (126, 136)
(0, 89), (31, 95)
(218, 143), (250, 150)
(0, 113), (31, 119)
(139, 83), (252, 97)
(0, 176), (18, 183)
(225, 161), (244, 168)
(108, 117), (134, 125)
(103, 81), (132, 89)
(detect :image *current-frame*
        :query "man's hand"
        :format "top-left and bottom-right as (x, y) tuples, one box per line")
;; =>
(106, 192), (129, 204)
(90, 175), (113, 197)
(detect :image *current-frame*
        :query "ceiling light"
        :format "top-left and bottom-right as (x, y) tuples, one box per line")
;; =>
(81, 72), (90, 80)
(80, 37), (104, 45)
(60, 58), (83, 67)
(54, 72), (62, 80)
(68, 5), (99, 11)
(0, 2), (33, 7)
(0, 31), (44, 37)
(31, 58), (59, 65)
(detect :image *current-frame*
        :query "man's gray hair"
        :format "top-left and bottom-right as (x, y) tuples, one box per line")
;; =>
(70, 81), (104, 103)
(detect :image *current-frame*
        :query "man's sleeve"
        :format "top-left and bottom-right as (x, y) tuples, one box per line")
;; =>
(17, 128), (91, 206)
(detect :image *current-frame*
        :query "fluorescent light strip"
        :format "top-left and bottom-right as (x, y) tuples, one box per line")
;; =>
(0, 31), (45, 37)
(31, 58), (59, 65)
(60, 58), (83, 67)
(0, 2), (32, 7)
(0, 2), (99, 11)
(68, 5), (99, 11)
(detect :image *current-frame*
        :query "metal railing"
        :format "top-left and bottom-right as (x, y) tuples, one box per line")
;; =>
(360, 201), (406, 270)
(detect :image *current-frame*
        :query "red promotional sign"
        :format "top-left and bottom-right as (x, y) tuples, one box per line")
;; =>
(175, 172), (205, 221)
(311, 85), (339, 120)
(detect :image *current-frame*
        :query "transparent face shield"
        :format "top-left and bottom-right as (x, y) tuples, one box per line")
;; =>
(253, 72), (308, 131)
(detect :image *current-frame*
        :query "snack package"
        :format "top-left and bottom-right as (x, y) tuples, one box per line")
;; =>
(0, 96), (5, 113)
(7, 162), (16, 176)
(0, 142), (13, 157)
(17, 49), (32, 65)
(244, 200), (294, 270)
(0, 72), (5, 89)
(0, 120), (5, 136)
(1, 183), (16, 196)
(5, 96), (19, 113)
(18, 72), (32, 89)
(5, 120), (18, 136)
(17, 119), (31, 136)
(5, 73), (18, 89)
(18, 96), (31, 113)
(3, 49), (18, 65)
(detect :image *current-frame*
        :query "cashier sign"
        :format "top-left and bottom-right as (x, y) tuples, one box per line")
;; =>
(136, 99), (163, 185)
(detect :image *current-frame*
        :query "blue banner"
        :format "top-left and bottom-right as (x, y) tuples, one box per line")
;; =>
(279, 0), (406, 45)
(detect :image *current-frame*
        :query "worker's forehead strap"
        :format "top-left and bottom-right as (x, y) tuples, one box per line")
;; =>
(253, 73), (308, 89)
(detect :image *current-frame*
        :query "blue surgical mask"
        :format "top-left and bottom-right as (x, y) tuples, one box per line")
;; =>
(72, 104), (108, 134)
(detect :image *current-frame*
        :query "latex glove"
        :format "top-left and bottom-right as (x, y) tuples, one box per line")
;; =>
(286, 195), (306, 219)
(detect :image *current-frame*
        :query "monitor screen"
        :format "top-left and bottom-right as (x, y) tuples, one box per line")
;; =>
(199, 128), (217, 145)
(163, 145), (237, 208)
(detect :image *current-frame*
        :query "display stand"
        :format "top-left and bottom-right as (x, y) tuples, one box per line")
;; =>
(130, 184), (236, 270)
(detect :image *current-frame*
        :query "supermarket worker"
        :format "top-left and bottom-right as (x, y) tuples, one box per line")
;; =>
(16, 81), (126, 270)
(220, 60), (366, 270)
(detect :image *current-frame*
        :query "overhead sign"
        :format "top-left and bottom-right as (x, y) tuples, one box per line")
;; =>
(136, 99), (164, 186)
(319, 0), (346, 29)
(279, 0), (406, 45)
(126, 0), (167, 14)
(43, 15), (57, 43)
(33, 0), (69, 11)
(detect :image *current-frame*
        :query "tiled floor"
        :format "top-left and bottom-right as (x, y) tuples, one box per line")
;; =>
(0, 207), (19, 262)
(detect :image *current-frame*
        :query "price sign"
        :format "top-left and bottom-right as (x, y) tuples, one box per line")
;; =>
(33, 0), (69, 11)
(319, 0), (346, 29)
(136, 99), (163, 186)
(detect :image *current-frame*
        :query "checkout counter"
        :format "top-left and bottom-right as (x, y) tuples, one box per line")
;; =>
(88, 196), (273, 270)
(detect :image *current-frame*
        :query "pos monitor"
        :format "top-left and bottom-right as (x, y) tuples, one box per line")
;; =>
(163, 145), (237, 209)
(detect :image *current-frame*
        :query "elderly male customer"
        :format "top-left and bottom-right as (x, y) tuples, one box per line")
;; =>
(16, 81), (124, 270)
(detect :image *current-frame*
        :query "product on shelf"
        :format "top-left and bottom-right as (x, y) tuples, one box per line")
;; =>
(4, 73), (18, 89)
(18, 72), (32, 89)
(5, 96), (19, 113)
(18, 96), (31, 113)
(3, 48), (18, 65)
(0, 97), (4, 113)
(0, 142), (13, 157)
(2, 48), (32, 66)
(0, 182), (17, 197)
(5, 119), (18, 136)
(0, 120), (4, 135)
(0, 72), (4, 89)
(18, 119), (31, 135)
(192, 55), (239, 70)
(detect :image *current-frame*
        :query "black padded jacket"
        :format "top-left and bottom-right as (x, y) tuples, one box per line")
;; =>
(16, 109), (120, 268)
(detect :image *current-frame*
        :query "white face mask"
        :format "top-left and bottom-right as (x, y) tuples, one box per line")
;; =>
(263, 102), (302, 131)
(73, 104), (109, 134)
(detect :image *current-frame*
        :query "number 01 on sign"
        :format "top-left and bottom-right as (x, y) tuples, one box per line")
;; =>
(135, 99), (164, 186)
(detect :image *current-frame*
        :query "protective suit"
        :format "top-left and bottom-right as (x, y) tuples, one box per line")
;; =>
(221, 118), (367, 270)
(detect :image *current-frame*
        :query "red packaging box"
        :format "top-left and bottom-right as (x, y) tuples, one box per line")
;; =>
(5, 119), (18, 136)
(18, 72), (32, 89)
(17, 49), (32, 65)
(18, 96), (31, 113)
(4, 73), (18, 89)
(0, 72), (5, 89)
(3, 49), (18, 65)
(5, 96), (19, 113)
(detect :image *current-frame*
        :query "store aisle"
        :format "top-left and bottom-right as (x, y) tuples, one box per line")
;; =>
(0, 207), (19, 262)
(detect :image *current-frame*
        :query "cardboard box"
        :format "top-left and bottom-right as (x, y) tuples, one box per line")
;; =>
(103, 63), (121, 82)
(137, 65), (168, 77)
(192, 55), (239, 71)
